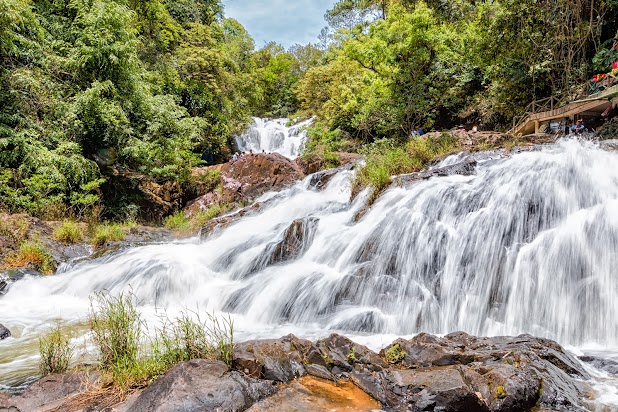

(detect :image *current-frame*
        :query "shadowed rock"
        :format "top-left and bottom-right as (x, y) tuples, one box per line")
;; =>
(124, 360), (276, 412)
(0, 323), (10, 340)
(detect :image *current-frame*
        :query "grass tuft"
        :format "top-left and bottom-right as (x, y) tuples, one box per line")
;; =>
(53, 220), (84, 244)
(90, 223), (125, 247)
(39, 326), (72, 375)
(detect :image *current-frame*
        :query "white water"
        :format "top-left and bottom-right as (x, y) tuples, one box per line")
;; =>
(2, 139), (618, 408)
(234, 117), (313, 159)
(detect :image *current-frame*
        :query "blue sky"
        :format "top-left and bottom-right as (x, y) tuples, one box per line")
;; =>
(222, 0), (337, 48)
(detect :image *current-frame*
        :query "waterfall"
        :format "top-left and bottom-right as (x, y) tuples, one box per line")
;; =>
(233, 117), (313, 159)
(2, 139), (618, 403)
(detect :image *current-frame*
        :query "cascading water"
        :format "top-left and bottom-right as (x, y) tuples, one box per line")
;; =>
(2, 139), (618, 407)
(234, 117), (313, 159)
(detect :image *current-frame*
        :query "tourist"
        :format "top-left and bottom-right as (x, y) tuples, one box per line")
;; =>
(571, 119), (585, 135)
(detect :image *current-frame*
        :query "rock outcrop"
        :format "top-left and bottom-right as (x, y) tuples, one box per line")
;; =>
(188, 153), (303, 214)
(0, 332), (596, 412)
(120, 360), (276, 412)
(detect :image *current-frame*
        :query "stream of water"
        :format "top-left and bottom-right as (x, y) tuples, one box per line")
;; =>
(1, 138), (618, 409)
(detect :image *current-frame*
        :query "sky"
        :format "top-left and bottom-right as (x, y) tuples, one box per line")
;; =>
(222, 0), (337, 48)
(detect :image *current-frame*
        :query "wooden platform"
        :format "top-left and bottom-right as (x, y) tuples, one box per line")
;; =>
(510, 84), (618, 136)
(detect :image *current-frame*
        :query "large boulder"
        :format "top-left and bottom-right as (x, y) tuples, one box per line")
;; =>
(188, 153), (303, 214)
(124, 360), (276, 412)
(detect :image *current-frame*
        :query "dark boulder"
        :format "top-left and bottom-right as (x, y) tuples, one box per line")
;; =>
(233, 334), (313, 382)
(0, 323), (10, 340)
(269, 217), (319, 263)
(125, 360), (276, 412)
(377, 332), (589, 411)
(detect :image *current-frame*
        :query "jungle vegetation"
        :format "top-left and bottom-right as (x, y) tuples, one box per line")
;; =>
(1, 0), (616, 220)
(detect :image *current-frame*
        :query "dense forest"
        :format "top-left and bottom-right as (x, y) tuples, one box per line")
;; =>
(1, 0), (617, 221)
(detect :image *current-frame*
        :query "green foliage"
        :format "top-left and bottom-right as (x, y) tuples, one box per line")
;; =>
(90, 223), (125, 247)
(496, 385), (507, 399)
(347, 346), (356, 364)
(164, 211), (190, 231)
(39, 325), (72, 375)
(384, 343), (406, 364)
(53, 220), (84, 244)
(355, 133), (458, 196)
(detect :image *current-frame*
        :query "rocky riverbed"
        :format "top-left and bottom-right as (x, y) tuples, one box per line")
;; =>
(0, 332), (598, 412)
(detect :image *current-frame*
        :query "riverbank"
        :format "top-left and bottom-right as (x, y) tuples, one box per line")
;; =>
(0, 332), (598, 411)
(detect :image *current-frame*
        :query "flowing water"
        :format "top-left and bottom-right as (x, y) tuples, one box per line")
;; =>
(233, 117), (313, 159)
(1, 139), (618, 409)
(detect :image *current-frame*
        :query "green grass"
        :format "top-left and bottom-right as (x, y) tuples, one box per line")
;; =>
(155, 311), (234, 368)
(39, 326), (72, 375)
(90, 223), (126, 247)
(53, 220), (84, 244)
(88, 292), (234, 390)
(165, 204), (229, 235)
(354, 133), (459, 201)
(2, 240), (56, 275)
(164, 212), (190, 231)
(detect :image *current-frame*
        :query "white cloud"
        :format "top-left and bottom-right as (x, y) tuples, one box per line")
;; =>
(222, 0), (336, 48)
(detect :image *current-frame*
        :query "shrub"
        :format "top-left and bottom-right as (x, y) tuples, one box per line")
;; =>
(53, 221), (84, 244)
(39, 326), (72, 375)
(3, 240), (56, 274)
(90, 223), (125, 247)
(384, 343), (406, 364)
(164, 212), (190, 231)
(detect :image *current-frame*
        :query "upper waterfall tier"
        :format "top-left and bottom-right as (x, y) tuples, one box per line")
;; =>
(233, 117), (313, 159)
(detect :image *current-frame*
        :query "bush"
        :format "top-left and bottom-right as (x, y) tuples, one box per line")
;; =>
(90, 223), (125, 247)
(39, 326), (72, 375)
(3, 240), (56, 274)
(53, 220), (84, 244)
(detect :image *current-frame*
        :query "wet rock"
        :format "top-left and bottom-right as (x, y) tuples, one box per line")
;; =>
(0, 324), (10, 340)
(125, 360), (276, 412)
(269, 217), (319, 263)
(0, 276), (7, 295)
(246, 376), (380, 412)
(579, 355), (618, 375)
(295, 152), (361, 175)
(305, 364), (335, 381)
(233, 334), (314, 382)
(393, 158), (478, 186)
(392, 366), (489, 411)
